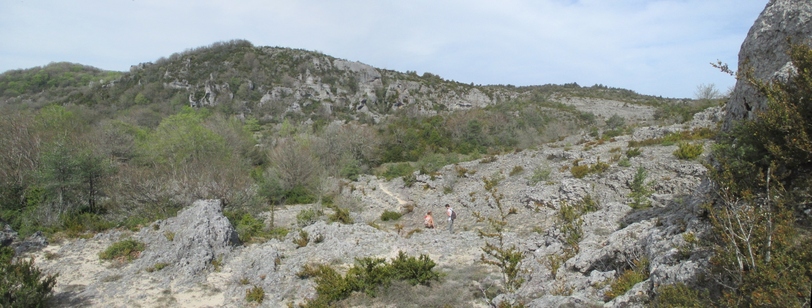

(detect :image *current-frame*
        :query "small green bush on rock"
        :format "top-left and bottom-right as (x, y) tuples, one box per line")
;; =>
(380, 210), (402, 221)
(245, 285), (264, 303)
(673, 142), (703, 160)
(99, 239), (145, 262)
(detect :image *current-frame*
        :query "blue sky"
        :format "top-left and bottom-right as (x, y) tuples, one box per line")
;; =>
(0, 0), (767, 98)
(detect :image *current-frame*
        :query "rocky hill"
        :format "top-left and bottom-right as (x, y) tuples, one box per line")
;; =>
(1, 38), (680, 126)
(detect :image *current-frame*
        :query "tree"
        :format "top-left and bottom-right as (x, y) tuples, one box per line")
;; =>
(74, 150), (115, 214)
(139, 109), (228, 176)
(37, 141), (80, 215)
(269, 136), (322, 200)
(474, 176), (525, 294)
(694, 83), (722, 101)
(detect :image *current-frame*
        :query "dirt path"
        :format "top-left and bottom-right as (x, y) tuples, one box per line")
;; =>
(378, 182), (409, 205)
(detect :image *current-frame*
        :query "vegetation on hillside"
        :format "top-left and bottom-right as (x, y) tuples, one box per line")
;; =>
(696, 43), (812, 307)
(0, 40), (701, 239)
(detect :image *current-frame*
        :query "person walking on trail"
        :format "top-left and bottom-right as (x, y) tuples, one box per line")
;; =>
(445, 204), (456, 233)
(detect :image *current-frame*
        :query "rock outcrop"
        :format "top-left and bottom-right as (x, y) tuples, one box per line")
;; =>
(136, 199), (240, 286)
(723, 0), (812, 130)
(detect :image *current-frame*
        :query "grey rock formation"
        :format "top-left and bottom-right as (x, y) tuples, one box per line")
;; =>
(14, 231), (48, 254)
(136, 199), (240, 287)
(0, 223), (15, 247)
(724, 0), (812, 130)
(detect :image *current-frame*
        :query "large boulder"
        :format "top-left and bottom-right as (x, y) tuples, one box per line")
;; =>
(723, 0), (812, 130)
(136, 199), (240, 287)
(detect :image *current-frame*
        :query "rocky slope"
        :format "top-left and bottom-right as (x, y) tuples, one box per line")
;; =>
(10, 104), (722, 307)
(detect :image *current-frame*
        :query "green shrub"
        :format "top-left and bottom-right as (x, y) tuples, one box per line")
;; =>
(225, 210), (287, 242)
(604, 258), (649, 301)
(475, 180), (525, 293)
(528, 165), (551, 185)
(629, 167), (652, 209)
(380, 210), (402, 221)
(298, 252), (440, 307)
(570, 160), (609, 179)
(673, 142), (703, 160)
(570, 164), (590, 179)
(389, 251), (440, 286)
(627, 128), (715, 148)
(652, 283), (705, 308)
(509, 166), (524, 176)
(296, 208), (321, 227)
(146, 262), (169, 272)
(346, 257), (392, 297)
(617, 158), (631, 167)
(706, 44), (812, 304)
(60, 212), (115, 235)
(245, 285), (265, 303)
(381, 163), (414, 181)
(328, 206), (353, 224)
(0, 246), (58, 307)
(625, 147), (642, 158)
(229, 212), (265, 242)
(555, 196), (600, 254)
(294, 230), (309, 248)
(284, 184), (316, 204)
(99, 239), (145, 262)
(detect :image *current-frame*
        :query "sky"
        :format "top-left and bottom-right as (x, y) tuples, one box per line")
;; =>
(0, 0), (768, 98)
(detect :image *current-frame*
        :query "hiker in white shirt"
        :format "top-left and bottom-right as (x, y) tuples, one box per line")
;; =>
(445, 204), (455, 233)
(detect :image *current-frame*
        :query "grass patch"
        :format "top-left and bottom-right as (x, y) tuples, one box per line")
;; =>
(627, 127), (715, 148)
(673, 142), (703, 160)
(99, 239), (145, 262)
(245, 285), (265, 303)
(570, 159), (610, 179)
(604, 258), (650, 301)
(380, 210), (402, 221)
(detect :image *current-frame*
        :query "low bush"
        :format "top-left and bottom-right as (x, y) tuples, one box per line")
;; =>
(627, 128), (715, 148)
(570, 160), (610, 179)
(294, 230), (309, 248)
(381, 163), (414, 181)
(225, 210), (288, 242)
(0, 246), (58, 307)
(245, 285), (265, 303)
(299, 251), (440, 307)
(146, 262), (169, 272)
(528, 165), (551, 185)
(389, 251), (440, 286)
(673, 142), (703, 160)
(296, 208), (321, 227)
(99, 239), (145, 262)
(652, 283), (705, 308)
(380, 210), (402, 221)
(328, 205), (353, 224)
(60, 212), (115, 235)
(570, 165), (590, 179)
(604, 258), (649, 301)
(509, 165), (524, 176)
(625, 147), (642, 158)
